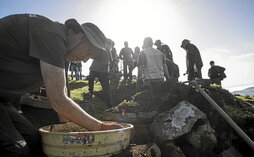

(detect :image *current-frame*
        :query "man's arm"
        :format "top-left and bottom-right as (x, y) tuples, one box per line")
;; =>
(119, 49), (123, 60)
(208, 68), (211, 77)
(40, 60), (103, 130)
(163, 57), (170, 80)
(130, 48), (134, 58)
(137, 51), (146, 79)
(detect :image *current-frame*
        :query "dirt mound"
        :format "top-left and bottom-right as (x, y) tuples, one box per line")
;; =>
(21, 80), (254, 156)
(115, 82), (254, 156)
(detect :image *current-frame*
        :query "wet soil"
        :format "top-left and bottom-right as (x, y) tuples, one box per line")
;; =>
(42, 122), (89, 132)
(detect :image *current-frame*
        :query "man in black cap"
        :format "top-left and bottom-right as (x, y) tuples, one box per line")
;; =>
(154, 40), (179, 82)
(181, 39), (203, 81)
(0, 14), (122, 157)
(154, 39), (173, 61)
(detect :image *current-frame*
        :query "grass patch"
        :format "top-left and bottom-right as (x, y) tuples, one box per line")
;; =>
(223, 104), (254, 124)
(69, 80), (103, 102)
(235, 95), (254, 102)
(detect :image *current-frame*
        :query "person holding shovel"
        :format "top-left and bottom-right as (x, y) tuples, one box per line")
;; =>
(0, 14), (122, 157)
(180, 39), (203, 81)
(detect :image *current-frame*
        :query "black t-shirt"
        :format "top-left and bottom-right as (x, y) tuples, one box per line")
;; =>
(0, 14), (68, 97)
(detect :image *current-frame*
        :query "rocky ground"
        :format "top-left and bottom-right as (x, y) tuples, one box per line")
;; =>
(95, 81), (254, 156)
(20, 80), (254, 157)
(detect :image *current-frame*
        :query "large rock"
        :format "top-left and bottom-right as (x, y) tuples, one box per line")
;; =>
(151, 100), (207, 144)
(160, 140), (186, 157)
(184, 122), (217, 153)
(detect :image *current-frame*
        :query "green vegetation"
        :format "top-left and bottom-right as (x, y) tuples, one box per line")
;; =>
(69, 80), (103, 102)
(235, 95), (254, 102)
(223, 104), (254, 124)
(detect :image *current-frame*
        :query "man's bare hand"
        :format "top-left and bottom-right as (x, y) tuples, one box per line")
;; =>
(100, 122), (124, 130)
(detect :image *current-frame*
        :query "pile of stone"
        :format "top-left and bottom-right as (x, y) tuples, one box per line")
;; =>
(101, 82), (254, 157)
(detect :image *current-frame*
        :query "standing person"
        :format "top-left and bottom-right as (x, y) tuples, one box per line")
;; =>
(138, 37), (169, 99)
(180, 39), (203, 81)
(69, 62), (76, 80)
(165, 58), (180, 82)
(133, 46), (140, 68)
(0, 14), (122, 157)
(88, 39), (112, 107)
(154, 39), (173, 61)
(109, 41), (121, 91)
(208, 61), (226, 86)
(119, 41), (134, 83)
(76, 61), (82, 80)
(69, 61), (80, 80)
(154, 40), (179, 82)
(110, 41), (119, 72)
(133, 47), (142, 90)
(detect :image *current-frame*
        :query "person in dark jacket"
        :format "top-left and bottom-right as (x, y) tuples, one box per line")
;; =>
(165, 58), (180, 82)
(110, 41), (119, 72)
(0, 14), (122, 157)
(154, 39), (173, 61)
(155, 40), (179, 82)
(208, 61), (226, 85)
(181, 39), (203, 81)
(108, 41), (121, 91)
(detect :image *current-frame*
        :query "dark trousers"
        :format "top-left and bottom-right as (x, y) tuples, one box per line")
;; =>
(123, 62), (133, 80)
(145, 78), (164, 99)
(210, 78), (222, 85)
(0, 100), (43, 157)
(88, 71), (112, 107)
(188, 66), (202, 81)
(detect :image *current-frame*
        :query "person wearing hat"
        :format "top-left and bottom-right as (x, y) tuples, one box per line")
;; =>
(0, 14), (122, 157)
(154, 39), (173, 61)
(154, 40), (179, 82)
(180, 39), (203, 81)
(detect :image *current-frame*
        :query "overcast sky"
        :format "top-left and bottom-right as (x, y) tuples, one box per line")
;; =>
(1, 0), (254, 91)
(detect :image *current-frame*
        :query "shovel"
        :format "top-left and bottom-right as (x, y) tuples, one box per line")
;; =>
(188, 80), (254, 151)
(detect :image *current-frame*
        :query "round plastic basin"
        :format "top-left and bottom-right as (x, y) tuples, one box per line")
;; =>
(39, 122), (133, 157)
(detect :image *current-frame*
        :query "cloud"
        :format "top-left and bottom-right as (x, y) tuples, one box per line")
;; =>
(202, 47), (234, 64)
(229, 52), (254, 62)
(202, 45), (254, 63)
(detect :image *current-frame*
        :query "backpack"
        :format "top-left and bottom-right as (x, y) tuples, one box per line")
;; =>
(216, 66), (226, 80)
(220, 71), (226, 80)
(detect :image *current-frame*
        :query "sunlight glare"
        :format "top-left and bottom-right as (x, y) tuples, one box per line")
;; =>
(97, 0), (180, 49)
